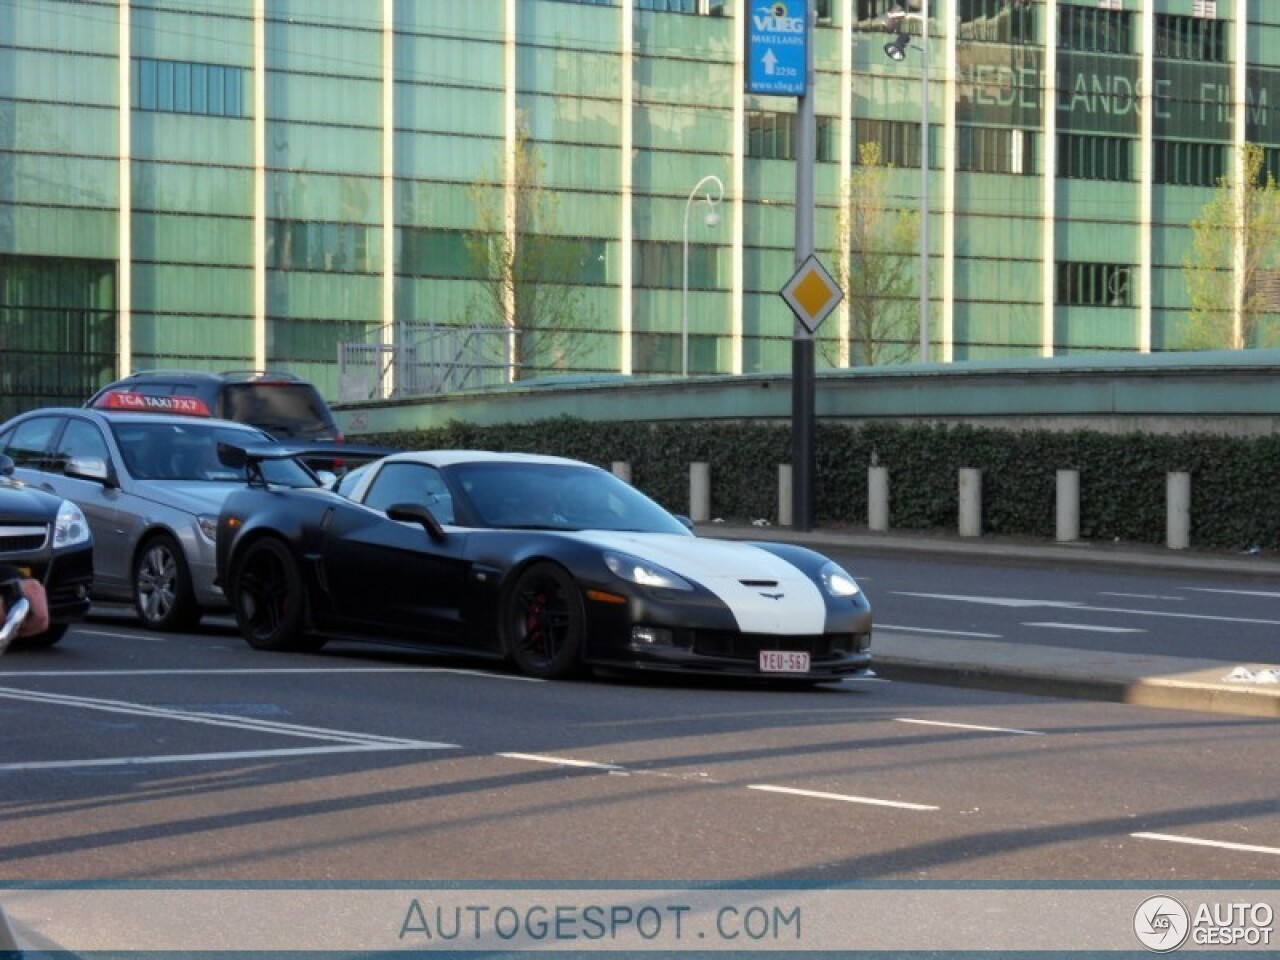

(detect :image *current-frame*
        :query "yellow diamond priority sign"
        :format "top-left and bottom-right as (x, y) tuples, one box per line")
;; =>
(780, 254), (843, 336)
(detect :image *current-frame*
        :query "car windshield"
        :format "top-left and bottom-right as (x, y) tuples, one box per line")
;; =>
(447, 461), (690, 534)
(111, 421), (318, 487)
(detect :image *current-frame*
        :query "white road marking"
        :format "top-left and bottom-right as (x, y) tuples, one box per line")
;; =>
(0, 744), (443, 773)
(748, 784), (938, 811)
(894, 717), (1044, 736)
(0, 667), (542, 682)
(76, 628), (167, 641)
(896, 592), (1280, 626)
(876, 625), (1003, 639)
(497, 753), (626, 772)
(1023, 622), (1146, 634)
(1186, 587), (1280, 599)
(1132, 832), (1280, 857)
(1100, 592), (1183, 602)
(0, 687), (457, 772)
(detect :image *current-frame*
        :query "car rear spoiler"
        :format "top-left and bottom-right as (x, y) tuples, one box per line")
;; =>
(218, 441), (396, 484)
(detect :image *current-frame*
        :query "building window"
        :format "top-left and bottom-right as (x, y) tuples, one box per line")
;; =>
(854, 0), (897, 28)
(747, 112), (835, 162)
(634, 241), (720, 291)
(1154, 13), (1226, 62)
(958, 0), (1035, 45)
(1058, 5), (1133, 54)
(399, 228), (481, 280)
(634, 0), (728, 13)
(1153, 140), (1227, 187)
(1056, 261), (1132, 307)
(133, 58), (248, 118)
(854, 118), (922, 169)
(957, 126), (1035, 175)
(268, 220), (373, 274)
(1057, 133), (1134, 181)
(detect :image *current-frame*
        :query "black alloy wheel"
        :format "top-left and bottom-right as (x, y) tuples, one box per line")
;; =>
(230, 537), (322, 652)
(503, 561), (586, 680)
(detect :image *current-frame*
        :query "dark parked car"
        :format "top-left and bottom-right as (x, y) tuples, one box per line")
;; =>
(217, 448), (873, 681)
(87, 370), (343, 445)
(0, 454), (93, 647)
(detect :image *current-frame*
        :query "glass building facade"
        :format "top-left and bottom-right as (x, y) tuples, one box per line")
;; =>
(3, 0), (1279, 414)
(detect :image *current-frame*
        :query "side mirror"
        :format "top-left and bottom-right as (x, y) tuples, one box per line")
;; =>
(0, 455), (13, 478)
(386, 502), (447, 543)
(65, 456), (114, 487)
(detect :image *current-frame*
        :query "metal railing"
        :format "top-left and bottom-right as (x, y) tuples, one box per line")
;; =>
(337, 323), (510, 401)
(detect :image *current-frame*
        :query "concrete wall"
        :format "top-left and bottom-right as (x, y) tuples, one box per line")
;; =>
(335, 350), (1280, 439)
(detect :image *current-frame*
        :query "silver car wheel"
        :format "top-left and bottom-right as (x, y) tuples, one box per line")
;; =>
(137, 543), (178, 621)
(132, 533), (200, 630)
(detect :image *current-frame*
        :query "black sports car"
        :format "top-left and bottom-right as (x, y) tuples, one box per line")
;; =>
(216, 448), (873, 681)
(0, 454), (93, 648)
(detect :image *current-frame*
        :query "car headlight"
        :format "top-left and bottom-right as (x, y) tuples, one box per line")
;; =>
(604, 552), (693, 591)
(820, 560), (861, 598)
(53, 500), (91, 548)
(197, 514), (219, 542)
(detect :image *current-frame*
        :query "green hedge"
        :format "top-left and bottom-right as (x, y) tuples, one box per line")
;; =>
(359, 418), (1280, 551)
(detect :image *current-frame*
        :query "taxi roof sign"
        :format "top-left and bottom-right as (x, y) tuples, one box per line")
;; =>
(94, 391), (212, 417)
(780, 254), (843, 336)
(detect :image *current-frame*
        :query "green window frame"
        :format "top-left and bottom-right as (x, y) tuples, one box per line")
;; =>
(957, 126), (1035, 175)
(1153, 140), (1226, 187)
(1058, 5), (1133, 54)
(1056, 261), (1133, 307)
(854, 118), (922, 169)
(747, 112), (835, 163)
(634, 241), (720, 291)
(133, 58), (248, 118)
(1154, 13), (1226, 63)
(1057, 133), (1134, 181)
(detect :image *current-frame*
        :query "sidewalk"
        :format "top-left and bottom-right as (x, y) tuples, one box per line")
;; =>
(699, 523), (1280, 719)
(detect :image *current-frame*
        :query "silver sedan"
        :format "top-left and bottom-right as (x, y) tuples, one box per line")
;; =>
(0, 406), (315, 629)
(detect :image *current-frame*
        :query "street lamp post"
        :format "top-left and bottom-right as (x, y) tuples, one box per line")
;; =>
(884, 0), (930, 364)
(682, 174), (724, 377)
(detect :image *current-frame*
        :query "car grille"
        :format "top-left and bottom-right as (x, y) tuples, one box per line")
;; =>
(0, 524), (49, 555)
(690, 631), (869, 662)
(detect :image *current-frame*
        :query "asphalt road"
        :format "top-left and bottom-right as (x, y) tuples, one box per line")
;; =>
(1, 581), (1277, 886)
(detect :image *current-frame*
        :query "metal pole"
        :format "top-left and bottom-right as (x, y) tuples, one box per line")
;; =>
(791, 3), (816, 532)
(920, 0), (930, 364)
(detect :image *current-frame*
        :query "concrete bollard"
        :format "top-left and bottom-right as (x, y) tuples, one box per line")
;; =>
(1056, 469), (1080, 542)
(690, 462), (711, 524)
(868, 465), (889, 532)
(611, 461), (631, 484)
(1167, 471), (1191, 550)
(778, 464), (793, 527)
(958, 468), (982, 538)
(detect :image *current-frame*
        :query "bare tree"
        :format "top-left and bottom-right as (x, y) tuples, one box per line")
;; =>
(1182, 142), (1280, 350)
(466, 127), (595, 381)
(828, 141), (920, 367)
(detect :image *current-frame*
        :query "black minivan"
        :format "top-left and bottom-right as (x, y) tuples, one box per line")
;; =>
(87, 370), (344, 445)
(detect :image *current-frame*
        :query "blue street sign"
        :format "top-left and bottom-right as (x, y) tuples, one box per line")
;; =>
(746, 1), (808, 97)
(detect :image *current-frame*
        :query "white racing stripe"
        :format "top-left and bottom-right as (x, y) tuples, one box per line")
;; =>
(575, 531), (828, 634)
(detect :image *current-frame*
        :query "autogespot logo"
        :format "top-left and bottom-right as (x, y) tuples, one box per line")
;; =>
(1134, 896), (1191, 953)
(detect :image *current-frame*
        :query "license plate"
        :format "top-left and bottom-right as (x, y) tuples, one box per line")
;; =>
(759, 650), (810, 674)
